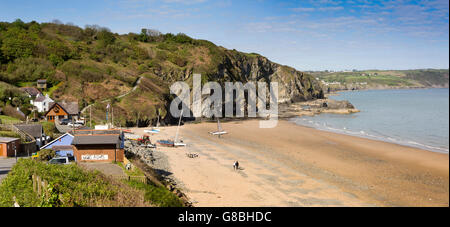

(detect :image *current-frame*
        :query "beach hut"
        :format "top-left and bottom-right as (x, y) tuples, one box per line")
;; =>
(0, 137), (20, 157)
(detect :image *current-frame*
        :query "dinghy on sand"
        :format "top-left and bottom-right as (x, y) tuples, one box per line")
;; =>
(156, 109), (186, 147)
(209, 117), (227, 138)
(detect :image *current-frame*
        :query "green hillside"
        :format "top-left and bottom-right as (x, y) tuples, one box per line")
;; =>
(0, 19), (323, 126)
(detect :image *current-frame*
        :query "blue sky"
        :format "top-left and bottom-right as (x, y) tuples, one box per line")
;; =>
(0, 0), (448, 71)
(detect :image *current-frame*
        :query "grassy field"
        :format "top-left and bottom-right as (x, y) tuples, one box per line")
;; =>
(311, 69), (448, 88)
(16, 82), (35, 87)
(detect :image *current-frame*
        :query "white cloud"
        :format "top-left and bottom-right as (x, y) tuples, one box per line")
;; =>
(291, 7), (315, 12)
(318, 6), (344, 11)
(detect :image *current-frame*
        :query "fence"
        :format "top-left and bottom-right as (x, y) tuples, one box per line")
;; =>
(32, 174), (49, 200)
(111, 175), (148, 184)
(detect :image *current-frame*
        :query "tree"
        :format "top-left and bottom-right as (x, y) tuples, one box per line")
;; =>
(11, 97), (20, 107)
(139, 28), (162, 42)
(96, 30), (116, 46)
(0, 27), (36, 61)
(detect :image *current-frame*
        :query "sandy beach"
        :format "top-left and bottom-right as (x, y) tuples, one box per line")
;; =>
(131, 119), (449, 207)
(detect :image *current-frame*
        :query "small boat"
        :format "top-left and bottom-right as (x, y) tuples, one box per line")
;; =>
(144, 115), (161, 134)
(144, 129), (160, 134)
(173, 109), (186, 147)
(157, 109), (186, 147)
(209, 117), (227, 138)
(157, 139), (174, 147)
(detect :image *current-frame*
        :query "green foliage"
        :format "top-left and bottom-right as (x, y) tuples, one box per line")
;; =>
(0, 115), (22, 124)
(0, 159), (40, 207)
(60, 61), (105, 83)
(40, 183), (62, 207)
(40, 121), (57, 138)
(37, 149), (56, 161)
(125, 180), (183, 207)
(163, 33), (195, 45)
(96, 30), (116, 47)
(0, 105), (25, 121)
(0, 159), (146, 207)
(138, 28), (162, 42)
(0, 82), (27, 105)
(313, 69), (449, 88)
(0, 26), (37, 61)
(0, 130), (21, 138)
(168, 54), (188, 67)
(1, 57), (55, 84)
(405, 69), (449, 86)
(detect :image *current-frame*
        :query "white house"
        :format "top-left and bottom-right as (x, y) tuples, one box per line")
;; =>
(31, 94), (54, 113)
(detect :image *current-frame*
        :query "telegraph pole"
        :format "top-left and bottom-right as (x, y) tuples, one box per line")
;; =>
(111, 106), (114, 128)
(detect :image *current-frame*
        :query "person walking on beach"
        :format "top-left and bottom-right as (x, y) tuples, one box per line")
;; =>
(233, 161), (239, 170)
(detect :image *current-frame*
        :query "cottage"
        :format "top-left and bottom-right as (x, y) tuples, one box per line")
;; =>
(40, 132), (74, 157)
(20, 87), (42, 99)
(45, 101), (79, 123)
(71, 130), (124, 162)
(32, 94), (54, 113)
(0, 137), (20, 157)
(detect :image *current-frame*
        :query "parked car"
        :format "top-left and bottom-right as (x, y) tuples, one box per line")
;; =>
(60, 119), (70, 125)
(68, 122), (83, 127)
(48, 157), (71, 165)
(75, 119), (84, 125)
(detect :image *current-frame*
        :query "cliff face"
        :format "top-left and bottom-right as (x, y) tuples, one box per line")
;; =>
(211, 50), (324, 103)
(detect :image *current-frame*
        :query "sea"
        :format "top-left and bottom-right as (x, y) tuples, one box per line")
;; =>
(290, 88), (449, 154)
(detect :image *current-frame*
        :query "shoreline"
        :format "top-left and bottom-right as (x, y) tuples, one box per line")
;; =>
(130, 119), (449, 207)
(289, 117), (449, 154)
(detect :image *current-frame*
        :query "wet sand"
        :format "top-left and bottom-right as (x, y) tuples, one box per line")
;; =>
(131, 119), (449, 207)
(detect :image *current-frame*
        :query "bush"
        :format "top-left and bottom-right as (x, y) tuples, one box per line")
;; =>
(0, 159), (148, 207)
(125, 180), (183, 207)
(96, 30), (116, 47)
(40, 122), (57, 138)
(1, 105), (25, 121)
(0, 130), (21, 138)
(37, 149), (55, 161)
(2, 58), (55, 84)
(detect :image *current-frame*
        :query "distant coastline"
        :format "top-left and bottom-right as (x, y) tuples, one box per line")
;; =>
(325, 84), (449, 96)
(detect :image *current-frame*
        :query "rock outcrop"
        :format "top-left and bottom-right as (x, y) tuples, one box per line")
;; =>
(213, 51), (324, 103)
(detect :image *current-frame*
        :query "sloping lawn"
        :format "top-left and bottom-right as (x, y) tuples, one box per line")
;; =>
(0, 159), (149, 207)
(0, 115), (22, 124)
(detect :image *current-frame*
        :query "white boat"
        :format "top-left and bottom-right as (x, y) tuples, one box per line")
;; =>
(173, 109), (186, 147)
(144, 115), (161, 134)
(144, 129), (160, 134)
(209, 117), (227, 138)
